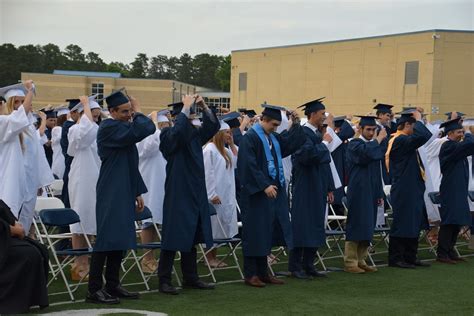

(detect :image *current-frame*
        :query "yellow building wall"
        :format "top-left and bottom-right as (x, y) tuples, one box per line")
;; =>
(20, 73), (196, 114)
(231, 31), (473, 118)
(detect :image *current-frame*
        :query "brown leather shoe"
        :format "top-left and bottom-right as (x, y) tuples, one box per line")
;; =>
(451, 257), (467, 262)
(436, 257), (457, 264)
(244, 276), (266, 288)
(358, 265), (378, 272)
(259, 276), (285, 285)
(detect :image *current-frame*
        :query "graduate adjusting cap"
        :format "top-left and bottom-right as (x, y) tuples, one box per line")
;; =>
(157, 109), (170, 116)
(70, 95), (102, 113)
(462, 117), (474, 127)
(355, 115), (377, 127)
(297, 97), (326, 116)
(54, 106), (70, 117)
(261, 104), (286, 121)
(440, 117), (463, 133)
(0, 83), (29, 100)
(444, 111), (465, 119)
(238, 108), (257, 118)
(373, 103), (393, 114)
(396, 108), (417, 126)
(105, 90), (129, 109)
(157, 115), (169, 123)
(219, 120), (230, 131)
(220, 111), (241, 129)
(66, 98), (80, 110)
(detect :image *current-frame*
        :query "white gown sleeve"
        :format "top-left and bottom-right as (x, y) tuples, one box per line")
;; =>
(324, 126), (343, 153)
(204, 145), (218, 200)
(51, 126), (62, 146)
(67, 117), (98, 157)
(0, 105), (30, 143)
(137, 130), (161, 160)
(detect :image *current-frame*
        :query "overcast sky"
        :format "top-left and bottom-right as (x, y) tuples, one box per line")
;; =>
(0, 0), (472, 63)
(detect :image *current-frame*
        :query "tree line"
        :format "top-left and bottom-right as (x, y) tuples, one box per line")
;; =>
(0, 43), (231, 91)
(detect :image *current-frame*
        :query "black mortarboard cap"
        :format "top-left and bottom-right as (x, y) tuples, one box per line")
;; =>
(373, 103), (393, 114)
(355, 115), (377, 127)
(334, 115), (346, 128)
(66, 98), (80, 110)
(396, 108), (417, 126)
(261, 104), (286, 121)
(444, 111), (465, 119)
(41, 109), (57, 119)
(220, 111), (241, 129)
(297, 97), (326, 116)
(168, 102), (184, 116)
(105, 90), (129, 109)
(440, 117), (463, 133)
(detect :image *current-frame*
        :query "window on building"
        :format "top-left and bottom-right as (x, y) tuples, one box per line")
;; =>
(239, 73), (247, 91)
(91, 83), (104, 105)
(404, 61), (419, 85)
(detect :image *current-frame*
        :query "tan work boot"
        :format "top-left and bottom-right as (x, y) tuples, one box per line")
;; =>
(344, 266), (366, 274)
(358, 264), (378, 272)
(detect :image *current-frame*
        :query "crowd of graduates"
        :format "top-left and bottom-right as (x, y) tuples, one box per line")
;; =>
(0, 80), (473, 313)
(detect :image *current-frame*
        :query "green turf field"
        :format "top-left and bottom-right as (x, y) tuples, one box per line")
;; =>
(35, 241), (474, 316)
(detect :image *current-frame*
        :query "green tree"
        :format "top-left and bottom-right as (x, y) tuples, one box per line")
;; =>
(192, 53), (223, 90)
(107, 62), (131, 77)
(215, 55), (231, 92)
(40, 43), (67, 72)
(63, 44), (86, 69)
(175, 53), (194, 83)
(0, 44), (19, 86)
(129, 53), (149, 78)
(85, 52), (107, 71)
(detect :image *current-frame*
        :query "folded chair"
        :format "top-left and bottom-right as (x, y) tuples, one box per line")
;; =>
(197, 203), (244, 283)
(37, 200), (93, 301)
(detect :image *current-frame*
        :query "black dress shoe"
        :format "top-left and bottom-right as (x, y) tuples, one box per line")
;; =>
(389, 261), (416, 269)
(414, 260), (431, 267)
(183, 279), (216, 290)
(290, 271), (310, 279)
(306, 269), (328, 278)
(159, 283), (179, 295)
(105, 285), (140, 299)
(86, 289), (120, 304)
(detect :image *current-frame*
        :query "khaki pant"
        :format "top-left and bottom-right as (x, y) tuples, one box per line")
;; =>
(344, 241), (370, 268)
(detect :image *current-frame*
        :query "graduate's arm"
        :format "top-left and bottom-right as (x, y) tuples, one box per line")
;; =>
(440, 133), (474, 164)
(348, 139), (384, 165)
(238, 134), (272, 195)
(403, 121), (433, 151)
(292, 132), (331, 166)
(199, 107), (220, 146)
(100, 113), (156, 149)
(159, 113), (195, 157)
(278, 123), (307, 157)
(0, 105), (30, 143)
(37, 111), (47, 136)
(232, 128), (243, 146)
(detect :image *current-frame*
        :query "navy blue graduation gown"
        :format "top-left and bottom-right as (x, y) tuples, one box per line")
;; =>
(44, 127), (53, 167)
(377, 124), (392, 185)
(60, 120), (75, 208)
(345, 139), (384, 241)
(439, 133), (474, 226)
(389, 121), (432, 238)
(332, 121), (355, 205)
(232, 128), (243, 146)
(291, 127), (331, 248)
(237, 124), (305, 256)
(94, 114), (155, 252)
(160, 111), (220, 252)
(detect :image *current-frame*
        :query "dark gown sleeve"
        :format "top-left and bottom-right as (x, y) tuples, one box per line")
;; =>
(159, 112), (194, 158)
(292, 129), (331, 166)
(348, 139), (384, 165)
(199, 109), (220, 146)
(277, 123), (308, 158)
(337, 121), (355, 141)
(440, 133), (474, 169)
(99, 113), (156, 149)
(327, 168), (336, 192)
(238, 134), (272, 195)
(232, 128), (243, 146)
(0, 201), (14, 271)
(391, 121), (432, 154)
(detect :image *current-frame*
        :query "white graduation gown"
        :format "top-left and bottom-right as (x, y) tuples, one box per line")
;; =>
(0, 105), (29, 217)
(51, 126), (65, 179)
(137, 128), (167, 224)
(468, 155), (474, 212)
(19, 115), (54, 234)
(67, 117), (100, 234)
(424, 135), (448, 222)
(203, 143), (239, 239)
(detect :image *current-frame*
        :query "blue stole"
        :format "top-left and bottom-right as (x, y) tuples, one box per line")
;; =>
(252, 123), (285, 188)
